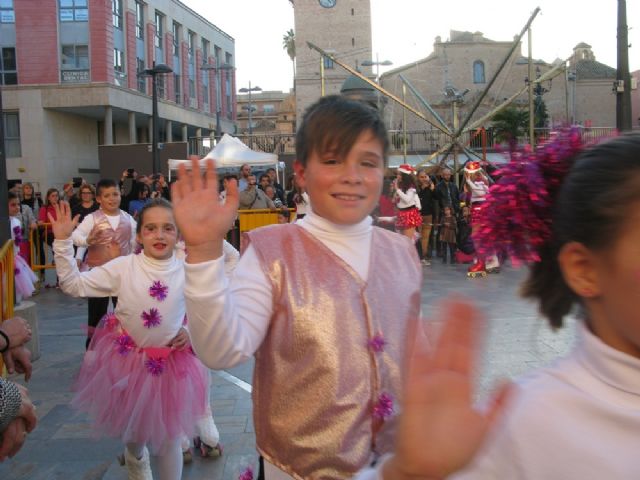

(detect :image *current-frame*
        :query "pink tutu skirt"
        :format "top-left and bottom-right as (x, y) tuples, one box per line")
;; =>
(72, 315), (208, 453)
(14, 254), (37, 299)
(395, 207), (423, 229)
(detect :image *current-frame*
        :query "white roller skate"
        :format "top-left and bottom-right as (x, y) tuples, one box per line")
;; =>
(485, 254), (501, 274)
(181, 436), (193, 464)
(121, 447), (153, 480)
(193, 415), (223, 458)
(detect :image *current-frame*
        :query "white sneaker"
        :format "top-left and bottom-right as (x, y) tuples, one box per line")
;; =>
(124, 447), (153, 480)
(421, 258), (431, 266)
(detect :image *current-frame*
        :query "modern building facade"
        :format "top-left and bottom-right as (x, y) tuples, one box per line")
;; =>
(1, 0), (236, 190)
(236, 89), (295, 135)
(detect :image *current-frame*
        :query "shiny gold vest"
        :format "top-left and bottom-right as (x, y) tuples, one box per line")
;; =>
(86, 210), (133, 267)
(246, 224), (422, 479)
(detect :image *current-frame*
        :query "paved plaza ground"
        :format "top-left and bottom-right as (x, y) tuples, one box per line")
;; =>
(0, 261), (577, 480)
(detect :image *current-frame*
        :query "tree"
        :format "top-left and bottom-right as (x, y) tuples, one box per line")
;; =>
(491, 106), (528, 145)
(282, 29), (296, 92)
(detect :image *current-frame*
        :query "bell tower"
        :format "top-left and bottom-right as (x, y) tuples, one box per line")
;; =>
(292, 0), (373, 126)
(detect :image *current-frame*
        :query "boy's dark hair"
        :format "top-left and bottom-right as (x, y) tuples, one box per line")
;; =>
(397, 171), (416, 192)
(295, 95), (389, 167)
(522, 133), (640, 328)
(96, 178), (118, 197)
(136, 198), (173, 234)
(8, 191), (19, 201)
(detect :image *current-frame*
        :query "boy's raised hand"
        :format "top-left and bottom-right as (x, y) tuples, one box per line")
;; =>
(171, 156), (239, 263)
(48, 201), (79, 240)
(383, 300), (513, 480)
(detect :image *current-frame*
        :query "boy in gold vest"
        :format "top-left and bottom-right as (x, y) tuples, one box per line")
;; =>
(172, 96), (422, 479)
(72, 178), (137, 348)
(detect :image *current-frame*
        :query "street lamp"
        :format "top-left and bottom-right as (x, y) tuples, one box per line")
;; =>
(239, 82), (262, 135)
(139, 62), (173, 174)
(201, 62), (235, 141)
(361, 54), (393, 82)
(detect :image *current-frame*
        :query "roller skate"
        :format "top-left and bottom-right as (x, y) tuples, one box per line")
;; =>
(119, 447), (153, 480)
(193, 415), (223, 458)
(485, 255), (501, 274)
(467, 259), (487, 278)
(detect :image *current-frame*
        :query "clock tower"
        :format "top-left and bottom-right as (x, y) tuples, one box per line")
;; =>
(292, 0), (373, 126)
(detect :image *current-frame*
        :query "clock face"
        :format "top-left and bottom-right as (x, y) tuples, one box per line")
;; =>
(319, 0), (336, 8)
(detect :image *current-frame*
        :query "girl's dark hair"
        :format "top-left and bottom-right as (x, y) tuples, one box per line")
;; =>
(397, 171), (416, 192)
(136, 198), (173, 234)
(295, 95), (389, 167)
(521, 133), (640, 328)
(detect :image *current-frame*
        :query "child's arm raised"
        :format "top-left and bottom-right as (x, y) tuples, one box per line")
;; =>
(171, 157), (239, 264)
(49, 202), (120, 298)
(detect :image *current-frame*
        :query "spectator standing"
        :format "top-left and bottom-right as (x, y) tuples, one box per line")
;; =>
(239, 175), (275, 210)
(416, 169), (436, 264)
(71, 184), (99, 223)
(20, 183), (42, 218)
(37, 188), (60, 248)
(238, 164), (251, 192)
(265, 167), (285, 203)
(62, 182), (80, 210)
(128, 184), (151, 219)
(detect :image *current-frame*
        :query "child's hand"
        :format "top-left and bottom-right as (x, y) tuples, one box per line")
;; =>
(169, 327), (190, 350)
(386, 299), (513, 479)
(171, 157), (239, 263)
(48, 201), (79, 240)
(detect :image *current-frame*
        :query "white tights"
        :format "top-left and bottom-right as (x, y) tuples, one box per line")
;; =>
(126, 439), (183, 480)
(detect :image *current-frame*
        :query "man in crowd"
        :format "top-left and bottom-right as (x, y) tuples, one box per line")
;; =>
(239, 174), (275, 210)
(238, 164), (252, 192)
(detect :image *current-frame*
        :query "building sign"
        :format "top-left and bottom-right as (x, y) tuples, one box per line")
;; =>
(61, 69), (90, 83)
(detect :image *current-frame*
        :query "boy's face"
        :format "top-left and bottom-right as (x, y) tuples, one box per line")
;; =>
(96, 186), (121, 214)
(9, 198), (21, 216)
(294, 130), (384, 225)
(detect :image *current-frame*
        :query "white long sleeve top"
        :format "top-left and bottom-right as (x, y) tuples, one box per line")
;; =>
(466, 179), (489, 203)
(185, 208), (374, 480)
(54, 238), (185, 347)
(395, 187), (421, 209)
(355, 323), (640, 480)
(71, 209), (137, 249)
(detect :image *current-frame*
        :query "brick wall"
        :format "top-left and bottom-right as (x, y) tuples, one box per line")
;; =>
(89, 0), (113, 83)
(196, 48), (203, 110)
(165, 32), (174, 101)
(126, 10), (137, 90)
(14, 0), (59, 84)
(181, 41), (189, 106)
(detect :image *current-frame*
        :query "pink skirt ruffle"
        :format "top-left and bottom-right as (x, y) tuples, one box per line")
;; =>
(14, 254), (36, 299)
(72, 315), (208, 453)
(395, 207), (423, 229)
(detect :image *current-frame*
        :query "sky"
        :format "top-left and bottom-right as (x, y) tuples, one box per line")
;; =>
(182, 0), (640, 93)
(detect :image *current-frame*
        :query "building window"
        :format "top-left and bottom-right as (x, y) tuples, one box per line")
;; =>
(154, 11), (164, 49)
(136, 58), (146, 93)
(135, 1), (144, 39)
(473, 60), (485, 84)
(157, 74), (165, 98)
(0, 0), (15, 23)
(3, 112), (21, 158)
(59, 0), (88, 22)
(174, 73), (181, 104)
(112, 0), (122, 29)
(202, 82), (209, 105)
(323, 56), (334, 69)
(189, 78), (195, 99)
(263, 104), (275, 113)
(201, 39), (209, 61)
(1, 47), (17, 85)
(61, 45), (89, 69)
(188, 31), (195, 63)
(172, 22), (180, 57)
(113, 48), (125, 74)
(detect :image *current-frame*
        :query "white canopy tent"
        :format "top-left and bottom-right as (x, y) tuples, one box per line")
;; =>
(168, 134), (282, 181)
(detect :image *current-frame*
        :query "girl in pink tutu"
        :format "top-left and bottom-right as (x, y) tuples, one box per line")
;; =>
(9, 192), (38, 303)
(49, 198), (207, 480)
(393, 164), (422, 241)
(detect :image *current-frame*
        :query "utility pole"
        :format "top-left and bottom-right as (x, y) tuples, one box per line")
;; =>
(616, 0), (632, 131)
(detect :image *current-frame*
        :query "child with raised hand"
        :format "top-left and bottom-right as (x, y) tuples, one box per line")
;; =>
(172, 95), (423, 479)
(50, 198), (208, 480)
(373, 131), (640, 479)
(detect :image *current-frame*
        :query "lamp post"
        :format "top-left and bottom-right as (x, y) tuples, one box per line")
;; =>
(239, 82), (262, 135)
(139, 62), (173, 174)
(201, 62), (235, 141)
(361, 54), (393, 82)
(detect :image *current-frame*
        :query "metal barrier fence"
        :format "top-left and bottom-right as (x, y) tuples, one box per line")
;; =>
(0, 240), (15, 374)
(30, 224), (56, 280)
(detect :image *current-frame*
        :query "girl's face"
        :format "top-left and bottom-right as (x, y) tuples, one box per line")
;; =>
(136, 207), (178, 260)
(48, 191), (59, 205)
(8, 198), (20, 216)
(444, 207), (452, 217)
(576, 200), (640, 359)
(23, 184), (33, 196)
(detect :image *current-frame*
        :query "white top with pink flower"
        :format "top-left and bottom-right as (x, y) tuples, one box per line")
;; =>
(53, 238), (185, 348)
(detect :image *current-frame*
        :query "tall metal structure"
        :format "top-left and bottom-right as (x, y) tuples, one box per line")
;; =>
(616, 0), (632, 131)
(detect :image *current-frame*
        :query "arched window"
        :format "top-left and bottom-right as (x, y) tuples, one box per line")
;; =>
(473, 60), (485, 84)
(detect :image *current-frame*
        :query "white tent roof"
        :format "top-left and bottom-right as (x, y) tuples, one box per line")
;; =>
(168, 134), (278, 172)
